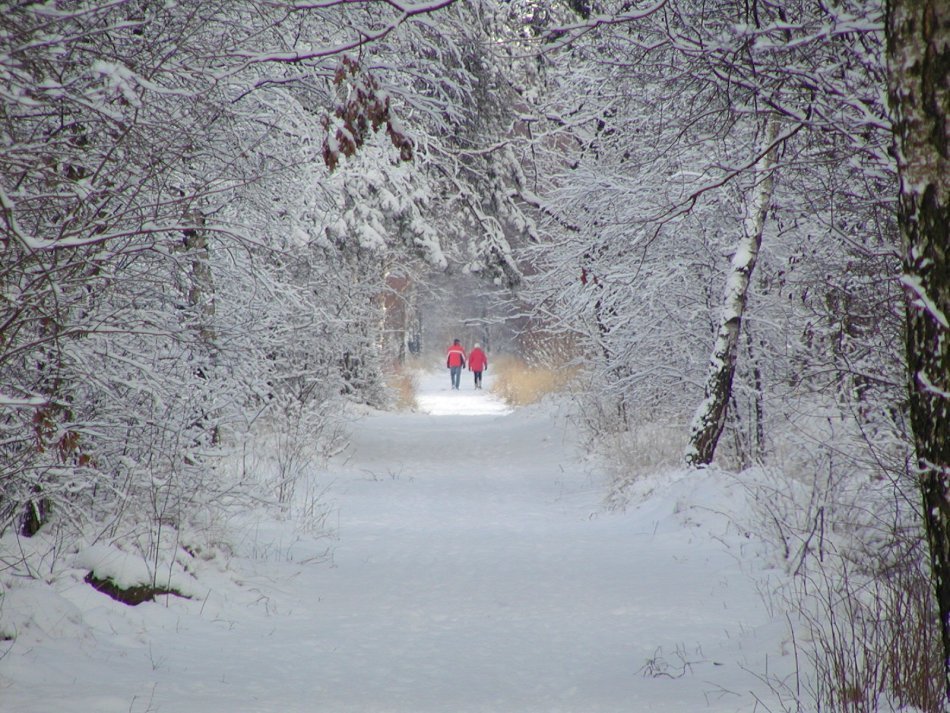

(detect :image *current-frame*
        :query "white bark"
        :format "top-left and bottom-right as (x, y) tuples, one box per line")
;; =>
(685, 115), (781, 466)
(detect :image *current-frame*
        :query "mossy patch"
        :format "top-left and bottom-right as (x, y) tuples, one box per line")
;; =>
(84, 573), (187, 606)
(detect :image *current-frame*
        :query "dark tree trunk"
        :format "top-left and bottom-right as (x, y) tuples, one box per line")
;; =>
(886, 0), (950, 697)
(20, 488), (48, 537)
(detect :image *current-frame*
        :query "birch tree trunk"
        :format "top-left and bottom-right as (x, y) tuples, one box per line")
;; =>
(886, 0), (950, 696)
(685, 116), (780, 466)
(182, 223), (217, 350)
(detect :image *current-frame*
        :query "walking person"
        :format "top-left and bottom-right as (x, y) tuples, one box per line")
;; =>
(446, 338), (466, 390)
(468, 343), (488, 389)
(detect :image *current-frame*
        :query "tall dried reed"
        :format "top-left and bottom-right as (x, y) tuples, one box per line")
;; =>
(490, 354), (577, 406)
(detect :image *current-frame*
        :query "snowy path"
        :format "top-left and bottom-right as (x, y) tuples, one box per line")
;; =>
(1, 371), (785, 712)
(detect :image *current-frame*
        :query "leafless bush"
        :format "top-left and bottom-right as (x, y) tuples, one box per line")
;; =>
(789, 544), (943, 713)
(600, 421), (688, 511)
(749, 423), (943, 713)
(242, 394), (343, 511)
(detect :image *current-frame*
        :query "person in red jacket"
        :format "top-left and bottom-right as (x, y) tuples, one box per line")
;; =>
(446, 338), (466, 390)
(468, 343), (488, 389)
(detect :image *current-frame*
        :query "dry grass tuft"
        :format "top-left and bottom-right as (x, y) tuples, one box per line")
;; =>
(387, 368), (418, 410)
(490, 355), (577, 406)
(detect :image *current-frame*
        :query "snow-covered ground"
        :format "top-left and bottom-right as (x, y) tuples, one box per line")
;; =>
(0, 370), (792, 712)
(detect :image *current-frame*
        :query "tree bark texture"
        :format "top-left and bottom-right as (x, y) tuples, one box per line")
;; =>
(886, 0), (950, 696)
(685, 116), (780, 466)
(182, 221), (217, 349)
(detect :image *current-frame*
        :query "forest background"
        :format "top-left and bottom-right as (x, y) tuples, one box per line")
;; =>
(1, 2), (948, 711)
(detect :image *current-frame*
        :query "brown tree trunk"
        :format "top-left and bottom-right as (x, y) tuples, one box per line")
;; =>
(886, 0), (950, 696)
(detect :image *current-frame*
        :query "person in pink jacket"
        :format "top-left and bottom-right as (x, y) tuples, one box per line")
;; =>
(468, 343), (488, 390)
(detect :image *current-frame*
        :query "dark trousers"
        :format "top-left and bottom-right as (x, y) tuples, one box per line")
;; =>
(473, 370), (483, 388)
(450, 366), (462, 389)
